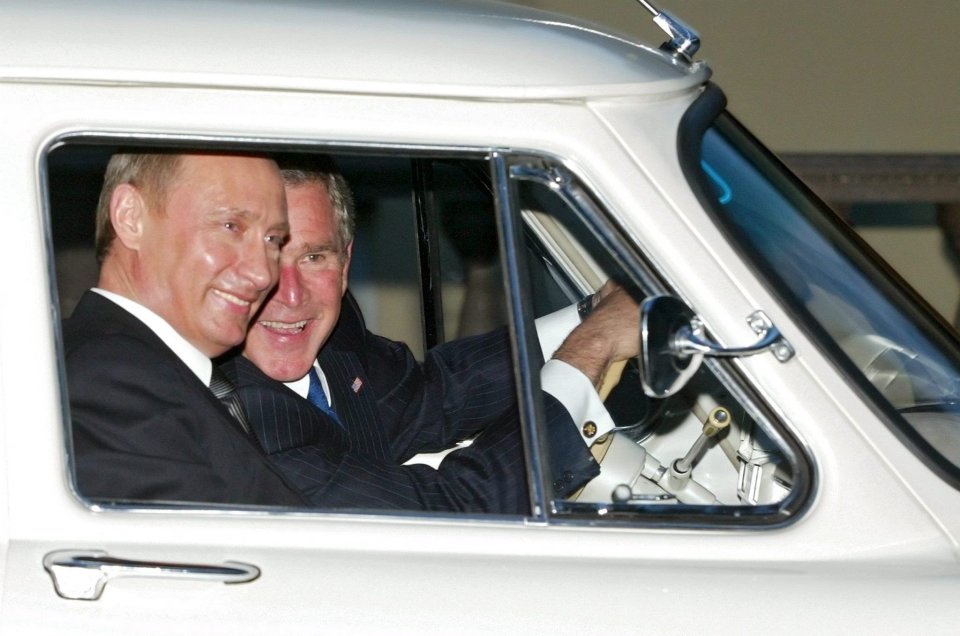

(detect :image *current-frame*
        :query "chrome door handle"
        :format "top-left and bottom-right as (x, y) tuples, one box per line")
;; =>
(43, 550), (260, 600)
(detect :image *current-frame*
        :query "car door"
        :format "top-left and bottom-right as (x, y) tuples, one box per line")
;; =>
(4, 77), (960, 635)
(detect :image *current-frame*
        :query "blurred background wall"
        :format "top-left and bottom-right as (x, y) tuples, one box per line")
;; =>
(508, 0), (960, 324)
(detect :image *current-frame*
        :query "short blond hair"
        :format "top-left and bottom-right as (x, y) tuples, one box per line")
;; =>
(94, 153), (182, 263)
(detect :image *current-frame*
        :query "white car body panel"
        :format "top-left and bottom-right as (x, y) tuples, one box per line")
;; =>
(1, 0), (958, 633)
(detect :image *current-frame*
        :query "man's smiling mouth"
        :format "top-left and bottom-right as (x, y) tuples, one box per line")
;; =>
(213, 289), (253, 307)
(259, 319), (307, 334)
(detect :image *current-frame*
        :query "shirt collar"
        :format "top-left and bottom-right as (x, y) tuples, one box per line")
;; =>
(284, 363), (331, 405)
(286, 372), (310, 399)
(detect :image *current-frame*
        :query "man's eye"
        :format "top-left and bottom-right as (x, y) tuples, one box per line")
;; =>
(303, 251), (337, 266)
(265, 234), (285, 246)
(223, 221), (238, 232)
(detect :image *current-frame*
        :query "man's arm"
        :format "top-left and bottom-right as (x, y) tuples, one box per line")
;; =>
(537, 282), (641, 446)
(553, 283), (640, 390)
(255, 382), (595, 513)
(364, 282), (638, 457)
(358, 326), (518, 462)
(366, 282), (638, 502)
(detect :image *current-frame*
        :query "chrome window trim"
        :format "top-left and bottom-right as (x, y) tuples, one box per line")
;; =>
(491, 151), (550, 521)
(504, 155), (815, 529)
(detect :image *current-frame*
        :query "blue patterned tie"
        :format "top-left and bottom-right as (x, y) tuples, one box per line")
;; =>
(308, 367), (342, 427)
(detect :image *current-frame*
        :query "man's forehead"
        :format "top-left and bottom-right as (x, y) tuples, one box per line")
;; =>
(178, 153), (280, 178)
(286, 183), (336, 223)
(162, 154), (284, 204)
(285, 180), (331, 199)
(284, 214), (339, 255)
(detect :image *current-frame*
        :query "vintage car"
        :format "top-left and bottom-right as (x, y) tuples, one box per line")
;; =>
(2, 0), (959, 633)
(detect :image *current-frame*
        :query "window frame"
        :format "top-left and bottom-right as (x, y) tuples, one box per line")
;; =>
(498, 152), (816, 529)
(45, 131), (814, 529)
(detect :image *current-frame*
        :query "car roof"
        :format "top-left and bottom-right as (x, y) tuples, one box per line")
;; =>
(0, 0), (709, 100)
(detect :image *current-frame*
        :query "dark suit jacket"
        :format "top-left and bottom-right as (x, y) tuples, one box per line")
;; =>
(219, 294), (598, 513)
(64, 292), (306, 507)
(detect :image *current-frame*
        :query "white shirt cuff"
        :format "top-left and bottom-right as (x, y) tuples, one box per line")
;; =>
(541, 358), (615, 446)
(534, 303), (580, 361)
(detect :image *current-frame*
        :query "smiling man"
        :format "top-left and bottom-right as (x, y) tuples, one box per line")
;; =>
(240, 176), (351, 381)
(65, 151), (307, 506)
(220, 155), (641, 512)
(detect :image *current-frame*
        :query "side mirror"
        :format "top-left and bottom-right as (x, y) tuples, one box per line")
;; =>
(639, 295), (794, 398)
(639, 296), (703, 397)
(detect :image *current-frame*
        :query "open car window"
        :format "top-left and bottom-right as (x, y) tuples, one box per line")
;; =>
(48, 139), (810, 526)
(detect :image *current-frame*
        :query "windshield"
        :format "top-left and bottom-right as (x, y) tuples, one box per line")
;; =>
(694, 112), (960, 478)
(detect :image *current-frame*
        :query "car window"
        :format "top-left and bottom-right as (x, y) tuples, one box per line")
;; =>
(47, 139), (810, 526)
(692, 113), (960, 486)
(504, 158), (812, 526)
(333, 155), (424, 355)
(48, 142), (534, 516)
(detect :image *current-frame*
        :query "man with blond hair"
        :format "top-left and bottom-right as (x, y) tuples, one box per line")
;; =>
(66, 151), (306, 506)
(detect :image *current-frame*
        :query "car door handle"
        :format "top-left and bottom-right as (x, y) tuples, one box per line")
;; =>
(43, 549), (260, 600)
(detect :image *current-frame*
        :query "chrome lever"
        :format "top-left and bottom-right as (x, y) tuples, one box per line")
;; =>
(43, 550), (260, 600)
(674, 310), (795, 362)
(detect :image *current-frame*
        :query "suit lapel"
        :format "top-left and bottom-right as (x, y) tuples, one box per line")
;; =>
(318, 348), (393, 460)
(75, 293), (236, 431)
(223, 356), (347, 455)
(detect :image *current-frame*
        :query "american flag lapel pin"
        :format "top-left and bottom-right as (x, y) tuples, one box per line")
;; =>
(351, 377), (363, 394)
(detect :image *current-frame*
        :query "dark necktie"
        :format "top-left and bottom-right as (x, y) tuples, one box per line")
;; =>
(209, 366), (252, 436)
(308, 367), (342, 427)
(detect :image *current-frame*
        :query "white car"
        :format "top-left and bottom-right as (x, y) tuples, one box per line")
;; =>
(2, 0), (959, 633)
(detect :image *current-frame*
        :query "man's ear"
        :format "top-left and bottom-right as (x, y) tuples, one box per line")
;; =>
(110, 183), (147, 250)
(340, 240), (354, 294)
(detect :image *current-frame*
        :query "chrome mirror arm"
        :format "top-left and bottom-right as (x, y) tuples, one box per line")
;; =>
(640, 297), (794, 399)
(674, 311), (795, 362)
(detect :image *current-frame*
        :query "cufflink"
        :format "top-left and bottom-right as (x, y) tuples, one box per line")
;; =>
(582, 421), (598, 439)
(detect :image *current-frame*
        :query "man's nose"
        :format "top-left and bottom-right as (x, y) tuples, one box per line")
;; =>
(238, 239), (276, 292)
(275, 262), (304, 306)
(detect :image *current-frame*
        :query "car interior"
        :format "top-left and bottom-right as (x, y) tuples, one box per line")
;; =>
(46, 140), (809, 525)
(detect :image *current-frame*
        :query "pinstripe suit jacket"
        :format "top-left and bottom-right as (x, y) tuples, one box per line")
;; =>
(220, 296), (598, 513)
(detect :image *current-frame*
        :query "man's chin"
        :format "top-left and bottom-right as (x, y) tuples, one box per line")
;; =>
(269, 364), (313, 383)
(243, 349), (313, 382)
(203, 325), (249, 357)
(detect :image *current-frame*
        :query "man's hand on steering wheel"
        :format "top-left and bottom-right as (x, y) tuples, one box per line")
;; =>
(553, 281), (640, 391)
